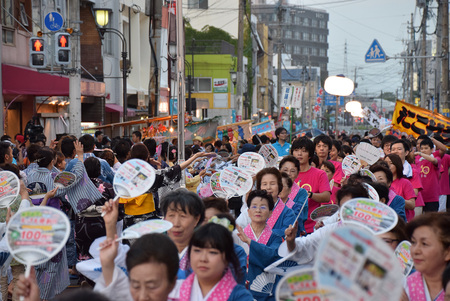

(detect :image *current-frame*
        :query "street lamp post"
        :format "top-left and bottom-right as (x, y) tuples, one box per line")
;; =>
(324, 75), (354, 137)
(94, 8), (129, 136)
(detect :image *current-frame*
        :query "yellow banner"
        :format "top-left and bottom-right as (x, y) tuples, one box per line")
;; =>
(392, 101), (450, 138)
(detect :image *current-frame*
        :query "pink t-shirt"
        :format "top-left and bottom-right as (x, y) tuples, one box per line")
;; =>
(295, 167), (331, 233)
(434, 151), (450, 195)
(409, 166), (424, 207)
(417, 156), (441, 203)
(391, 178), (416, 202)
(330, 160), (344, 186)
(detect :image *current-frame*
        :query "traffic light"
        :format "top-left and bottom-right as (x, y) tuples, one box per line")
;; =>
(29, 37), (47, 68)
(55, 33), (71, 65)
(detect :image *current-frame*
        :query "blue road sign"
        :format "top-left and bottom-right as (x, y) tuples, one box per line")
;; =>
(45, 12), (64, 32)
(324, 93), (344, 106)
(365, 39), (386, 63)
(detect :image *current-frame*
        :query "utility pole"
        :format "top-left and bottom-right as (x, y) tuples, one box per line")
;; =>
(236, 0), (245, 121)
(441, 0), (449, 111)
(68, 0), (81, 137)
(308, 59), (312, 127)
(420, 3), (428, 108)
(176, 0), (185, 169)
(409, 14), (414, 104)
(277, 0), (283, 125)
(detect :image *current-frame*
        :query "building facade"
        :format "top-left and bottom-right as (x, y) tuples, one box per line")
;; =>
(252, 2), (329, 81)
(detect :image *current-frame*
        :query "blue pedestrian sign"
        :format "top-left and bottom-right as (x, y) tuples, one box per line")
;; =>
(365, 39), (386, 63)
(44, 12), (64, 32)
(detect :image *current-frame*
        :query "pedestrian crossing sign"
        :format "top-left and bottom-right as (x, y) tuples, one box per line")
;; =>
(365, 39), (386, 63)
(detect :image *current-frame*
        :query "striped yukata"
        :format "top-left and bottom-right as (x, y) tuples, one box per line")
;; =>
(27, 167), (69, 300)
(63, 158), (107, 260)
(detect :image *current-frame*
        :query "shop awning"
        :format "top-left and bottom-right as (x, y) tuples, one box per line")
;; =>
(105, 103), (136, 117)
(2, 64), (105, 97)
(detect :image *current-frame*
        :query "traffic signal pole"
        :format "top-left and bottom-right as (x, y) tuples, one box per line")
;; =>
(68, 0), (81, 137)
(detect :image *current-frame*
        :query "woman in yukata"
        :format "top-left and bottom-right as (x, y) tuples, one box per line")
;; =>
(236, 190), (285, 301)
(161, 189), (205, 280)
(179, 223), (252, 301)
(402, 212), (450, 301)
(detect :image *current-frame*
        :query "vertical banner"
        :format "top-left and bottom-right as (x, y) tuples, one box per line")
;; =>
(280, 86), (293, 108)
(291, 86), (304, 109)
(392, 100), (450, 138)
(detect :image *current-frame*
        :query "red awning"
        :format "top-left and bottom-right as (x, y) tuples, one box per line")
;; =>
(105, 103), (136, 117)
(2, 64), (105, 97)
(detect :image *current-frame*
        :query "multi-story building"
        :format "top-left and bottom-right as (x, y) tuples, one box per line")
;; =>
(252, 1), (329, 81)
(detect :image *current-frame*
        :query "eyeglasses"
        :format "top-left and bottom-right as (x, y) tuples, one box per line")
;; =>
(250, 205), (268, 211)
(382, 238), (399, 245)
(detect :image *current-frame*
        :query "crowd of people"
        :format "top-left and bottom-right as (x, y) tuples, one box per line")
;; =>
(0, 125), (450, 301)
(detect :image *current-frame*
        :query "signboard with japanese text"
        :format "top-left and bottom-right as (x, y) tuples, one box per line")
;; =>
(281, 86), (293, 107)
(291, 86), (303, 108)
(392, 100), (450, 138)
(213, 78), (228, 93)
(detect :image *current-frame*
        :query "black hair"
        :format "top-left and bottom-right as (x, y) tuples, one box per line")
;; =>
(281, 172), (293, 189)
(443, 264), (450, 291)
(369, 182), (390, 204)
(94, 131), (103, 138)
(188, 223), (243, 282)
(406, 212), (450, 253)
(26, 144), (41, 163)
(381, 135), (399, 149)
(191, 145), (201, 155)
(222, 136), (230, 142)
(314, 134), (332, 150)
(0, 142), (11, 164)
(185, 146), (193, 159)
(84, 157), (101, 179)
(204, 143), (214, 151)
(54, 289), (111, 301)
(291, 137), (314, 164)
(336, 183), (369, 205)
(385, 154), (404, 179)
(215, 212), (236, 230)
(143, 138), (157, 157)
(279, 155), (300, 172)
(275, 127), (287, 139)
(0, 163), (21, 179)
(60, 137), (76, 158)
(417, 134), (429, 141)
(203, 197), (228, 213)
(369, 163), (393, 184)
(223, 143), (232, 153)
(35, 147), (54, 168)
(0, 135), (11, 142)
(126, 233), (179, 284)
(360, 138), (371, 144)
(256, 167), (283, 195)
(214, 140), (222, 148)
(161, 189), (205, 225)
(419, 137), (434, 149)
(79, 134), (95, 152)
(311, 154), (320, 167)
(347, 173), (373, 186)
(260, 135), (270, 144)
(246, 189), (275, 211)
(114, 139), (131, 163)
(341, 145), (354, 155)
(252, 135), (261, 145)
(343, 137), (352, 145)
(130, 143), (149, 161)
(321, 160), (335, 174)
(331, 139), (342, 153)
(391, 139), (410, 153)
(132, 130), (142, 140)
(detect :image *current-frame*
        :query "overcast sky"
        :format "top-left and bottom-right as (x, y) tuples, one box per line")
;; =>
(285, 0), (424, 98)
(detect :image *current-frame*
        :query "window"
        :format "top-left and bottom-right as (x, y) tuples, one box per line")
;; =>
(304, 32), (309, 40)
(303, 18), (309, 26)
(188, 0), (208, 9)
(312, 34), (318, 42)
(2, 0), (13, 27)
(319, 20), (326, 28)
(271, 14), (277, 22)
(302, 47), (308, 55)
(312, 19), (318, 27)
(320, 49), (326, 56)
(319, 34), (326, 42)
(294, 16), (300, 25)
(19, 3), (28, 26)
(285, 44), (291, 52)
(191, 78), (212, 93)
(284, 30), (292, 39)
(294, 45), (301, 54)
(294, 31), (300, 39)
